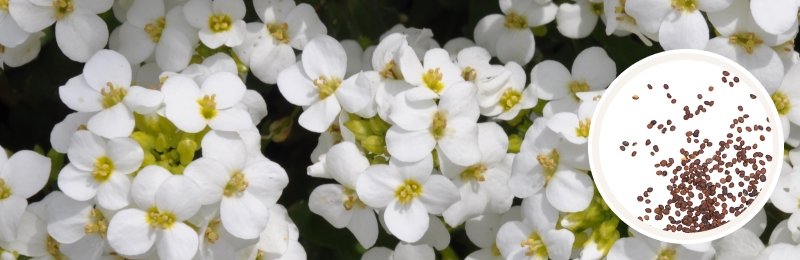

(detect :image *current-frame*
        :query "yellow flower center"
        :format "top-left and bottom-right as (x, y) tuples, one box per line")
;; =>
(52, 0), (74, 19)
(729, 32), (764, 55)
(204, 219), (222, 244)
(342, 187), (366, 210)
(576, 118), (591, 138)
(395, 180), (423, 204)
(92, 156), (115, 182)
(671, 0), (697, 12)
(313, 75), (341, 100)
(208, 14), (232, 33)
(198, 94), (218, 120)
(569, 80), (590, 101)
(84, 208), (108, 238)
(267, 22), (290, 43)
(491, 243), (502, 257)
(431, 111), (447, 140)
(590, 2), (604, 16)
(422, 68), (445, 93)
(144, 17), (167, 43)
(47, 236), (67, 260)
(379, 60), (404, 80)
(462, 66), (477, 81)
(613, 0), (638, 25)
(504, 12), (528, 29)
(537, 149), (560, 181)
(521, 232), (548, 258)
(0, 0), (8, 11)
(499, 89), (522, 111)
(101, 82), (128, 109)
(0, 178), (10, 200)
(460, 164), (487, 182)
(147, 208), (177, 230)
(223, 172), (249, 197)
(657, 248), (677, 260)
(772, 91), (791, 115)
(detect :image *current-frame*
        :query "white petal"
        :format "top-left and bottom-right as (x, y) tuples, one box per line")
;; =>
(118, 22), (157, 64)
(106, 137), (144, 174)
(697, 0), (734, 12)
(335, 74), (371, 113)
(1, 151), (50, 198)
(299, 97), (342, 133)
(606, 237), (658, 260)
(212, 0), (245, 19)
(8, 0), (56, 32)
(155, 28), (193, 72)
(555, 1), (598, 39)
(714, 229), (765, 260)
(473, 14), (505, 57)
(414, 215), (450, 251)
(156, 175), (201, 220)
(221, 192), (269, 239)
(183, 0), (213, 28)
(389, 92), (437, 131)
(418, 175), (460, 214)
(547, 112), (583, 144)
(156, 223), (198, 260)
(55, 12), (109, 62)
(325, 142), (370, 188)
(309, 184), (351, 228)
(107, 208), (156, 256)
(496, 221), (531, 257)
(356, 164), (403, 208)
(183, 158), (228, 205)
(394, 242), (435, 260)
(347, 208), (378, 249)
(508, 164), (546, 198)
(57, 164), (99, 202)
(284, 3), (327, 50)
(131, 165), (172, 209)
(46, 195), (92, 244)
(532, 60), (572, 100)
(385, 127), (437, 163)
(124, 86), (163, 114)
(542, 229), (575, 260)
(87, 103), (135, 139)
(384, 199), (429, 243)
(439, 81), (480, 122)
(125, 0), (164, 28)
(208, 108), (254, 132)
(59, 76), (103, 112)
(658, 10), (708, 50)
(275, 60), (317, 105)
(571, 47), (615, 90)
(546, 167), (594, 212)
(200, 72), (245, 109)
(241, 159), (288, 207)
(255, 39), (296, 84)
(0, 15), (30, 48)
(301, 34), (347, 79)
(0, 196), (26, 242)
(624, 0), (671, 34)
(521, 192), (559, 232)
(59, 232), (105, 260)
(496, 29), (535, 65)
(362, 247), (394, 260)
(751, 0), (798, 35)
(437, 119), (481, 166)
(96, 171), (132, 210)
(165, 98), (207, 133)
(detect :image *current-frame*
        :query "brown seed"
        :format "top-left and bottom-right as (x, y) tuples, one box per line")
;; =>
(633, 142), (637, 146)
(734, 77), (739, 83)
(672, 99), (677, 104)
(645, 215), (650, 220)
(722, 77), (727, 83)
(697, 94), (703, 99)
(632, 151), (637, 157)
(646, 139), (651, 145)
(670, 126), (676, 131)
(646, 199), (651, 204)
(667, 93), (672, 98)
(646, 208), (652, 213)
(767, 127), (772, 132)
(623, 141), (629, 146)
(723, 71), (730, 76)
(633, 95), (639, 100)
(709, 86), (714, 91)
(654, 145), (659, 152)
(638, 196), (643, 202)
(648, 84), (653, 89)
(760, 175), (766, 182)
(751, 94), (757, 99)
(647, 187), (653, 192)
(620, 146), (626, 151)
(730, 82), (735, 87)
(738, 106), (743, 111)
(664, 84), (669, 89)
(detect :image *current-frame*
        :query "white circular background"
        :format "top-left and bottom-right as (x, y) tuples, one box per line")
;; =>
(588, 50), (784, 244)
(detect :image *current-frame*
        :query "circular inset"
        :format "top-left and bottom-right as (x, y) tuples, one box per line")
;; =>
(588, 50), (783, 244)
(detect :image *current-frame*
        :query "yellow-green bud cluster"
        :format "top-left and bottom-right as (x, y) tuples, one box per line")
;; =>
(559, 189), (620, 257)
(131, 114), (207, 174)
(343, 114), (391, 164)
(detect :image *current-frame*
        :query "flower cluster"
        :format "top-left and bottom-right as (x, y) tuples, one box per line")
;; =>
(1, 0), (800, 259)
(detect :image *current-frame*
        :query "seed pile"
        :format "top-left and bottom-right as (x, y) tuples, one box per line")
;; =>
(624, 70), (773, 233)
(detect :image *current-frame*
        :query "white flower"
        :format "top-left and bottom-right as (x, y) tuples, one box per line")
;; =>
(508, 117), (593, 212)
(479, 61), (538, 120)
(399, 47), (465, 100)
(356, 154), (460, 243)
(181, 52), (239, 85)
(455, 46), (511, 107)
(769, 63), (800, 140)
(464, 206), (522, 260)
(386, 81), (481, 166)
(607, 230), (714, 260)
(191, 206), (258, 260)
(496, 192), (574, 260)
(626, 0), (733, 50)
(309, 142), (378, 248)
(57, 130), (143, 210)
(341, 39), (364, 78)
(9, 0), (112, 62)
(443, 37), (476, 61)
(546, 100), (596, 144)
(0, 1), (31, 48)
(602, 0), (654, 46)
(712, 229), (765, 260)
(118, 0), (198, 72)
(440, 123), (514, 226)
(532, 46), (615, 117)
(379, 25), (439, 61)
(46, 193), (111, 260)
(750, 0), (798, 35)
(58, 50), (164, 138)
(161, 72), (251, 133)
(236, 0), (326, 84)
(107, 166), (201, 260)
(556, 0), (605, 39)
(705, 0), (795, 91)
(184, 130), (289, 239)
(371, 33), (414, 123)
(0, 147), (51, 243)
(473, 0), (557, 64)
(769, 165), (800, 240)
(184, 0), (246, 48)
(0, 31), (43, 69)
(277, 35), (371, 133)
(235, 90), (269, 125)
(6, 210), (66, 259)
(361, 242), (435, 260)
(235, 205), (306, 260)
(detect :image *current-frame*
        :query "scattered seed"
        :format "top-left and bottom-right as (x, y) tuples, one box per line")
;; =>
(633, 95), (639, 100)
(723, 71), (730, 76)
(734, 77), (739, 83)
(738, 106), (743, 111)
(697, 94), (703, 99)
(664, 84), (669, 89)
(751, 94), (757, 99)
(709, 86), (714, 91)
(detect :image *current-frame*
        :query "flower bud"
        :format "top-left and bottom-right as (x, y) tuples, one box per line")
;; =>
(155, 133), (169, 153)
(370, 156), (388, 165)
(269, 117), (294, 143)
(344, 119), (373, 141)
(508, 134), (522, 153)
(368, 116), (391, 136)
(129, 131), (155, 152)
(177, 138), (198, 165)
(362, 135), (386, 155)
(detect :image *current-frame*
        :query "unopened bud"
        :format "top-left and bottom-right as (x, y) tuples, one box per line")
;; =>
(362, 135), (386, 155)
(155, 133), (169, 153)
(508, 134), (522, 153)
(368, 116), (391, 136)
(344, 120), (372, 141)
(269, 117), (294, 143)
(129, 132), (155, 152)
(177, 139), (198, 165)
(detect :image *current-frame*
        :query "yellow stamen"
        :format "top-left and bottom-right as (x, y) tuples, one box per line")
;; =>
(395, 180), (423, 204)
(208, 14), (232, 33)
(267, 22), (290, 43)
(313, 75), (342, 100)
